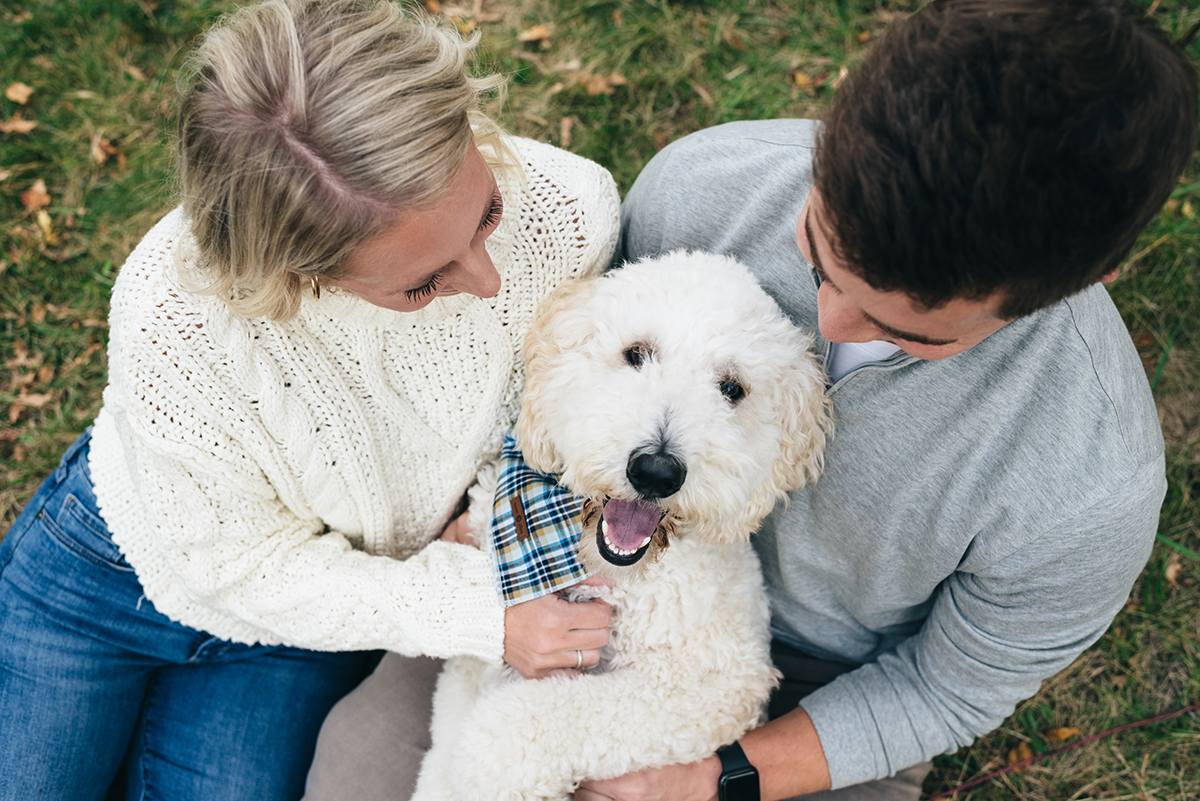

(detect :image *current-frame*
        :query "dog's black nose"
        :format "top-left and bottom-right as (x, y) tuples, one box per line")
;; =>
(627, 451), (687, 500)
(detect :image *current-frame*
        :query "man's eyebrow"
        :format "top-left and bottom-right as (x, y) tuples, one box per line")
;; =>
(806, 204), (957, 347)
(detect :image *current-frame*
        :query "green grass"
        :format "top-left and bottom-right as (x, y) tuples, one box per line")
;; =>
(3, 1), (1198, 797)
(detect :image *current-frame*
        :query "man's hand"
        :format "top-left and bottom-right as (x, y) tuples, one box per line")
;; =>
(503, 576), (612, 679)
(576, 707), (833, 801)
(575, 755), (721, 801)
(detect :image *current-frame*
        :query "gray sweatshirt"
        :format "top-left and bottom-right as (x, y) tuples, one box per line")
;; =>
(615, 119), (1165, 788)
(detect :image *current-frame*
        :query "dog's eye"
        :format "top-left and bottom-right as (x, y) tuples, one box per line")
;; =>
(624, 345), (649, 369)
(719, 378), (745, 404)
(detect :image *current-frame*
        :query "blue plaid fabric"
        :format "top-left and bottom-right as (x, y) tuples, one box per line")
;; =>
(487, 431), (592, 606)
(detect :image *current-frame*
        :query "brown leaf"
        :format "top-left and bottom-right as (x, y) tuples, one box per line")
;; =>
(124, 65), (149, 82)
(519, 24), (551, 43)
(91, 133), (112, 164)
(1006, 741), (1034, 770)
(14, 391), (53, 408)
(6, 340), (41, 369)
(20, 178), (50, 211)
(856, 31), (872, 44)
(36, 365), (54, 385)
(1165, 553), (1182, 587)
(5, 82), (33, 104)
(62, 342), (103, 375)
(559, 116), (572, 149)
(789, 71), (812, 88)
(580, 72), (625, 97)
(0, 115), (38, 134)
(1045, 727), (1081, 742)
(30, 303), (46, 324)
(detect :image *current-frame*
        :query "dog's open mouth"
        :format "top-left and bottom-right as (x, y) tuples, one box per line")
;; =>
(597, 498), (664, 566)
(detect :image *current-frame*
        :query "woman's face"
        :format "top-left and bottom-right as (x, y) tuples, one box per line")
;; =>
(330, 142), (504, 313)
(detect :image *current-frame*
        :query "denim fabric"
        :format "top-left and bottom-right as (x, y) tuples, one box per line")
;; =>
(0, 430), (378, 801)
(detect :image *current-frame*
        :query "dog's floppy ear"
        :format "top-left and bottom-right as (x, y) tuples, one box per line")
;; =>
(516, 276), (601, 473)
(771, 353), (834, 494)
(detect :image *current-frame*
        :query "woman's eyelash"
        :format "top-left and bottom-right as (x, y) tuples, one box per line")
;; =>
(480, 192), (504, 230)
(405, 270), (443, 301)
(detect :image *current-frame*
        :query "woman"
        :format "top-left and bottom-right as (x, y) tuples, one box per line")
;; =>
(0, 1), (619, 798)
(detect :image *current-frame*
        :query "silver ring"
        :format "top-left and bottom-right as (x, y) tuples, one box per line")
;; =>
(575, 649), (583, 670)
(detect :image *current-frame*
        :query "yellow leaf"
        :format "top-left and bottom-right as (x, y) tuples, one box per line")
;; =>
(0, 115), (38, 134)
(1045, 727), (1081, 742)
(790, 71), (812, 88)
(1006, 741), (1034, 770)
(21, 178), (50, 211)
(5, 82), (33, 104)
(518, 24), (551, 43)
(1182, 200), (1194, 219)
(36, 210), (58, 245)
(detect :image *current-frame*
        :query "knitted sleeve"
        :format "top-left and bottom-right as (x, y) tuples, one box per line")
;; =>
(91, 142), (619, 658)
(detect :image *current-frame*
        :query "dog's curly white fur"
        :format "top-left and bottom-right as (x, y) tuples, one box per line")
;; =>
(412, 251), (832, 801)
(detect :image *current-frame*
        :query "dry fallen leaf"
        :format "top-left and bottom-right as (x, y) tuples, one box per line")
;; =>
(125, 65), (149, 82)
(1006, 741), (1034, 770)
(0, 115), (38, 134)
(0, 168), (11, 182)
(15, 391), (53, 408)
(21, 178), (51, 211)
(1165, 553), (1182, 587)
(5, 82), (33, 104)
(518, 24), (551, 43)
(90, 133), (122, 165)
(790, 71), (812, 88)
(1045, 727), (1081, 742)
(856, 31), (872, 43)
(36, 211), (58, 245)
(559, 116), (572, 149)
(579, 72), (626, 96)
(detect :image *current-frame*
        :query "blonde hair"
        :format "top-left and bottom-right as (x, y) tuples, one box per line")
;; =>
(175, 0), (509, 320)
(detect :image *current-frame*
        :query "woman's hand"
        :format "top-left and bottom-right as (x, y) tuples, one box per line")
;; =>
(439, 509), (476, 547)
(503, 577), (612, 679)
(575, 757), (721, 801)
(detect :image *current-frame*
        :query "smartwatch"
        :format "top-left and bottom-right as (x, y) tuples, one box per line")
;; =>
(716, 741), (760, 801)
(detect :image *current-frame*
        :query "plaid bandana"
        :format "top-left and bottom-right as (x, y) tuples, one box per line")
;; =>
(487, 431), (592, 606)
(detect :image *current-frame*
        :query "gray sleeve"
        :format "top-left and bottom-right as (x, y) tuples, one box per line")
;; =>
(802, 458), (1164, 788)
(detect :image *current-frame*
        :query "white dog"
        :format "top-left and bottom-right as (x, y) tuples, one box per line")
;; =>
(412, 251), (832, 801)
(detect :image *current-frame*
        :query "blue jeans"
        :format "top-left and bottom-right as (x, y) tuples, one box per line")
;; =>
(0, 430), (378, 801)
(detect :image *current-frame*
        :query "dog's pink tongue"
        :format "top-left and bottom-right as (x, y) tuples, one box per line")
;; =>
(602, 499), (663, 550)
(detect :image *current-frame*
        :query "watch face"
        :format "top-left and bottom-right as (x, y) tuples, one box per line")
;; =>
(718, 767), (759, 801)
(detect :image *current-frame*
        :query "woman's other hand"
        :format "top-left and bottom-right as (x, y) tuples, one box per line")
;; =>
(439, 510), (476, 548)
(503, 576), (612, 679)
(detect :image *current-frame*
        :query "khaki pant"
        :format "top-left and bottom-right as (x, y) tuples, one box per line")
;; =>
(303, 649), (930, 800)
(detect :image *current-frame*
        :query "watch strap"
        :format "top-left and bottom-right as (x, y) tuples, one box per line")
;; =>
(716, 741), (760, 801)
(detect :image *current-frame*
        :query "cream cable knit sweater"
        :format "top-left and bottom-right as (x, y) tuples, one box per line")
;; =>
(89, 138), (619, 661)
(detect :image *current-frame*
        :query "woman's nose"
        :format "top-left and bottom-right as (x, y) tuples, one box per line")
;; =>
(453, 246), (502, 299)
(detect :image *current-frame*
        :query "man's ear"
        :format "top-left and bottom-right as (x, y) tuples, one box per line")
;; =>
(1099, 267), (1120, 284)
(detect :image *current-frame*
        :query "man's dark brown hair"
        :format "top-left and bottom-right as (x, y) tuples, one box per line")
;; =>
(814, 0), (1198, 319)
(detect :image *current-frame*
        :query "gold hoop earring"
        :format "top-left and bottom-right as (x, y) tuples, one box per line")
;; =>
(310, 275), (321, 300)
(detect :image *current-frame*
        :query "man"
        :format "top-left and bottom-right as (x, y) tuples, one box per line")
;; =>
(578, 1), (1197, 799)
